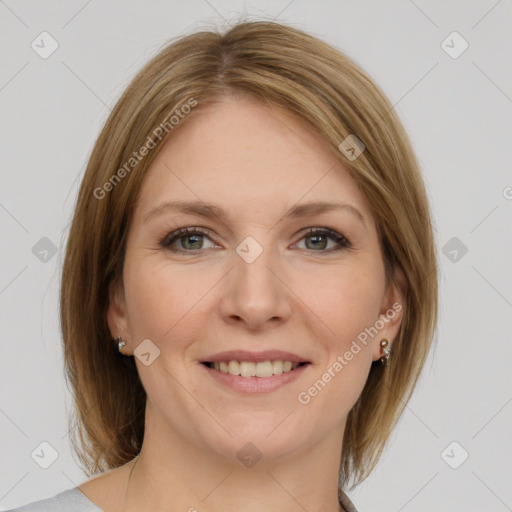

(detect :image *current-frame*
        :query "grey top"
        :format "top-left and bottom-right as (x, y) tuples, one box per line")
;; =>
(5, 486), (358, 512)
(3, 488), (102, 512)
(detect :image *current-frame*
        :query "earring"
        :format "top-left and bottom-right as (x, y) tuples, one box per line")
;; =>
(116, 336), (126, 354)
(380, 339), (391, 366)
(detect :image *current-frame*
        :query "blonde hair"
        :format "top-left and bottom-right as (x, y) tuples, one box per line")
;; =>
(60, 20), (438, 490)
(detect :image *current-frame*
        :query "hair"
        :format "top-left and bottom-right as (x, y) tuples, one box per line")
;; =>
(60, 19), (438, 491)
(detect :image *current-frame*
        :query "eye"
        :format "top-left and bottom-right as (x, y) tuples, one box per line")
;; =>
(160, 227), (218, 253)
(160, 226), (351, 254)
(294, 228), (351, 252)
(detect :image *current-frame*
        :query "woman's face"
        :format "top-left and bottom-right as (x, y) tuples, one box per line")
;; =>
(108, 96), (403, 464)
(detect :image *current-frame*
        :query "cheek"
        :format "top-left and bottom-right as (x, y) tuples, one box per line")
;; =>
(303, 265), (385, 413)
(123, 257), (215, 345)
(299, 262), (385, 349)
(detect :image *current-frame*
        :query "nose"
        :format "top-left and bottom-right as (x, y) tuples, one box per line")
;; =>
(218, 244), (293, 331)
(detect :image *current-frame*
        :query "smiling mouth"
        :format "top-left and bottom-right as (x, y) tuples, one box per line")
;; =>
(202, 360), (310, 378)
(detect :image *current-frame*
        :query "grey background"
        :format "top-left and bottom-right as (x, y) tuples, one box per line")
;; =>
(1, 1), (511, 511)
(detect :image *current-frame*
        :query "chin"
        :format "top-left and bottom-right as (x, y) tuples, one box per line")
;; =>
(196, 410), (313, 466)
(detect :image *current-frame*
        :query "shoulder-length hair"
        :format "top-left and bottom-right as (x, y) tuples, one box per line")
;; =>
(60, 20), (438, 490)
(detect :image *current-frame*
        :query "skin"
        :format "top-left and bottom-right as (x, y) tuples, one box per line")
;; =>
(79, 95), (404, 512)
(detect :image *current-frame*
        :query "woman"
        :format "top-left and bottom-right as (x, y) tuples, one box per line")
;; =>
(8, 20), (437, 512)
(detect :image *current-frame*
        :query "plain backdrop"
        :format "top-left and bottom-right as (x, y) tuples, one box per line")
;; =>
(1, 1), (511, 511)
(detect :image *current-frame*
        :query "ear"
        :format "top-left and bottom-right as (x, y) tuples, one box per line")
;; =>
(371, 266), (407, 362)
(107, 277), (131, 354)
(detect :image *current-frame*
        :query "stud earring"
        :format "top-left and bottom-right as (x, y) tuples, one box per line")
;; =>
(380, 339), (391, 366)
(116, 336), (126, 354)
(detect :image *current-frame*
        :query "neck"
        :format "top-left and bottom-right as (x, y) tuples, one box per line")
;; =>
(119, 402), (345, 512)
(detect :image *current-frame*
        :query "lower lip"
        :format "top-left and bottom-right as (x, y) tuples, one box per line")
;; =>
(201, 363), (310, 393)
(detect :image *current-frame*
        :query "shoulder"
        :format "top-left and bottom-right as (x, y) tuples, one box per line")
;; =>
(3, 487), (104, 512)
(338, 488), (359, 512)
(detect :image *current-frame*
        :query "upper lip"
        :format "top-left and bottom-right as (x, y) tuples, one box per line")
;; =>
(201, 350), (309, 364)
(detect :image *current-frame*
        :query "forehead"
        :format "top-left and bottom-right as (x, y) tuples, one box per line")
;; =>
(134, 96), (371, 224)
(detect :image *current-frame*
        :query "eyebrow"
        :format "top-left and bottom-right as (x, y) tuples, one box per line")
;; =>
(143, 200), (367, 229)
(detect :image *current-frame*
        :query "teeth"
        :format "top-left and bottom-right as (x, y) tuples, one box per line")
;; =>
(210, 360), (301, 377)
(255, 361), (273, 377)
(240, 361), (256, 377)
(228, 360), (240, 375)
(272, 360), (283, 375)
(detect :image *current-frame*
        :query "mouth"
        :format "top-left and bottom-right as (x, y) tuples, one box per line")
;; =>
(199, 350), (312, 393)
(201, 360), (310, 377)
(199, 350), (313, 395)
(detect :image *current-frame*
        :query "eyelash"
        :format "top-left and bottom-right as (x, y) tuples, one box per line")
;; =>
(159, 226), (351, 254)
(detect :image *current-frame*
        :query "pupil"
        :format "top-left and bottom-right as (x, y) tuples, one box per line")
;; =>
(183, 235), (202, 249)
(306, 235), (326, 250)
